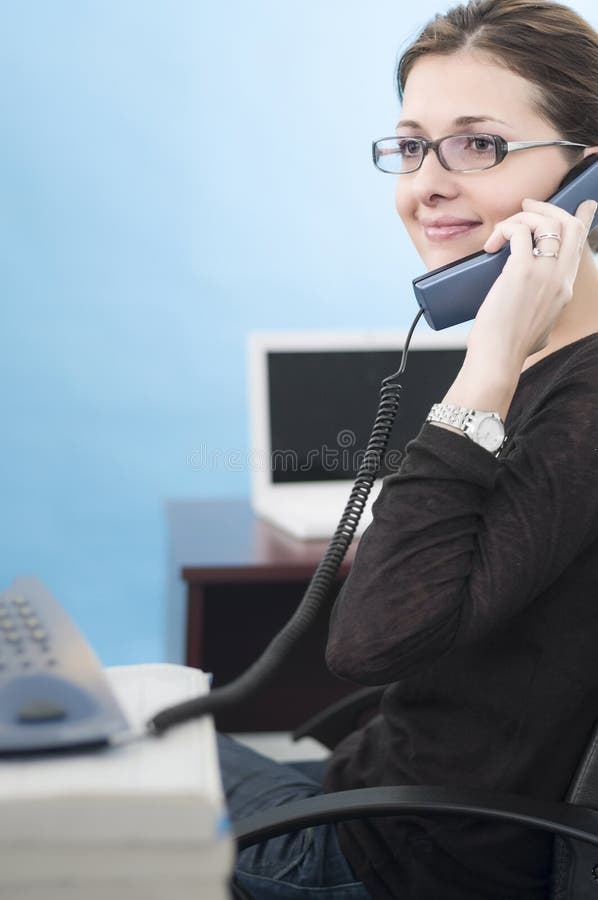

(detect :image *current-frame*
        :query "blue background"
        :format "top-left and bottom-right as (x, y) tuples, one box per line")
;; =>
(2, 0), (596, 664)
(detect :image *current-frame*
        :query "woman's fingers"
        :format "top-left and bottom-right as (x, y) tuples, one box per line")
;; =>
(483, 211), (561, 253)
(523, 197), (597, 255)
(522, 196), (597, 229)
(573, 199), (598, 248)
(484, 199), (597, 254)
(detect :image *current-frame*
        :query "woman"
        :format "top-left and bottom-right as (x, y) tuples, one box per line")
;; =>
(221, 1), (598, 897)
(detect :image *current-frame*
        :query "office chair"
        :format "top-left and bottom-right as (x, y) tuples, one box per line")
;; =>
(231, 689), (598, 900)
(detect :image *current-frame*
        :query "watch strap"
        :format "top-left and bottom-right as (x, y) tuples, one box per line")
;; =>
(427, 403), (476, 430)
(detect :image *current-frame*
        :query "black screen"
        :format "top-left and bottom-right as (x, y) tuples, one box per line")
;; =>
(268, 347), (465, 483)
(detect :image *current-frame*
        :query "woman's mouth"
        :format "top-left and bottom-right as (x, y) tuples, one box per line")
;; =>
(420, 218), (482, 242)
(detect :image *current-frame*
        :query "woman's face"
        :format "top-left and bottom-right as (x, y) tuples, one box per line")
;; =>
(395, 51), (578, 271)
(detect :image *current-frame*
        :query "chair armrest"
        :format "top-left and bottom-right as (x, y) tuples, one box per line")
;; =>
(234, 785), (598, 851)
(292, 687), (386, 748)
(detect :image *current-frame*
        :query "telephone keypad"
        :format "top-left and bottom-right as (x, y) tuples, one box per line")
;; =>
(0, 590), (54, 670)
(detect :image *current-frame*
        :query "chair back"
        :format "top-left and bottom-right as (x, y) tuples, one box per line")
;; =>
(551, 723), (598, 899)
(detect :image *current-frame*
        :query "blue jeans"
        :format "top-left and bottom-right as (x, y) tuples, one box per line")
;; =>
(218, 733), (372, 900)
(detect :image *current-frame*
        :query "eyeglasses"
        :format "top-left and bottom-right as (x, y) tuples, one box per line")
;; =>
(372, 133), (588, 174)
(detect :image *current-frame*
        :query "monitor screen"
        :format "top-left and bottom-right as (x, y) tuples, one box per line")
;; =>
(268, 347), (465, 483)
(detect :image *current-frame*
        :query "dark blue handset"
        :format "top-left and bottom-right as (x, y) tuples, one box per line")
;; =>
(412, 156), (598, 330)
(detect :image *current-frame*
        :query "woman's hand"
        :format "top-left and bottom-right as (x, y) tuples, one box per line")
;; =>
(442, 197), (596, 419)
(469, 197), (597, 364)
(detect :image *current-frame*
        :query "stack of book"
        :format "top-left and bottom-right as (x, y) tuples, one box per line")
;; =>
(0, 664), (233, 899)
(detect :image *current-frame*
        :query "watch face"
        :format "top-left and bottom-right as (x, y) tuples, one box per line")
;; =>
(475, 415), (505, 452)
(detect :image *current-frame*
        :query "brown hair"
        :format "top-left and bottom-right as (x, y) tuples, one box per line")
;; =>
(396, 0), (598, 244)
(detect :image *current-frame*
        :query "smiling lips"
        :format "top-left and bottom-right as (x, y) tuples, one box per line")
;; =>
(420, 217), (482, 241)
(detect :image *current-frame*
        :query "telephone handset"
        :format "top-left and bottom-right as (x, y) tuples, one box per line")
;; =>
(412, 155), (598, 330)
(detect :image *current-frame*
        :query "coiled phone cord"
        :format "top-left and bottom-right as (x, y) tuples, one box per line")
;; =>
(147, 308), (425, 736)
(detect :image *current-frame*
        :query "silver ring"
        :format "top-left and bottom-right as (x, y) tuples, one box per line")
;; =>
(533, 247), (559, 258)
(535, 232), (562, 243)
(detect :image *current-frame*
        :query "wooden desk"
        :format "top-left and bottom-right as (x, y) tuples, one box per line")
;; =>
(165, 499), (358, 732)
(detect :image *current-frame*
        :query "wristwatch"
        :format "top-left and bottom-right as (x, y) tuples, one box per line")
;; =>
(426, 403), (506, 454)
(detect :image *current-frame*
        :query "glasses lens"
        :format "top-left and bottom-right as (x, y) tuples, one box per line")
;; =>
(440, 134), (497, 171)
(374, 138), (423, 173)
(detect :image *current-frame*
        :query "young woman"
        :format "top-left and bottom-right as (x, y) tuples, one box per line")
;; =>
(221, 1), (598, 898)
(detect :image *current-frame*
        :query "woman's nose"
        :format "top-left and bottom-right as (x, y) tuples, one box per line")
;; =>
(410, 149), (459, 204)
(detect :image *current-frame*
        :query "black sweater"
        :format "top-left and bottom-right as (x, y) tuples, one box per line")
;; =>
(324, 333), (598, 900)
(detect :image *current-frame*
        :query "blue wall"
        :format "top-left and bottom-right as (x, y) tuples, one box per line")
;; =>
(2, 1), (596, 664)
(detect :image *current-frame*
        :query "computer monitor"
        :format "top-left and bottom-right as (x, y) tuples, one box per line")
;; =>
(247, 329), (467, 539)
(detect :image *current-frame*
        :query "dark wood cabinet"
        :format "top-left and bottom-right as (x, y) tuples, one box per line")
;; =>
(166, 499), (358, 732)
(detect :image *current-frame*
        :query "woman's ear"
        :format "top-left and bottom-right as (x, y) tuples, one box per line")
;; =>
(583, 146), (598, 160)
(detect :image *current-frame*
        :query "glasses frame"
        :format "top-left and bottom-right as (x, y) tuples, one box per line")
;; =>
(372, 133), (588, 174)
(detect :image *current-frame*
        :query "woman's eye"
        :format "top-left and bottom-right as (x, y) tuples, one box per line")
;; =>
(471, 136), (493, 152)
(397, 139), (421, 157)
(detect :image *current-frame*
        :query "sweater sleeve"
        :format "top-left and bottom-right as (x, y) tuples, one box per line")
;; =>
(326, 361), (598, 685)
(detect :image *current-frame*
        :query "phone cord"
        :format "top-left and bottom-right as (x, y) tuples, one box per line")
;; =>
(147, 309), (425, 735)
